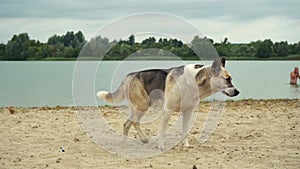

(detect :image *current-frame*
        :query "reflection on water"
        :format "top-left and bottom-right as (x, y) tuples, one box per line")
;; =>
(290, 84), (300, 99)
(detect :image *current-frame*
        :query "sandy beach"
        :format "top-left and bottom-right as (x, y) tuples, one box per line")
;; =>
(0, 99), (299, 169)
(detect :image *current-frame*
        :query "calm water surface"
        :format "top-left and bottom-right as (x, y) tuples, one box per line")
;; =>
(0, 61), (299, 107)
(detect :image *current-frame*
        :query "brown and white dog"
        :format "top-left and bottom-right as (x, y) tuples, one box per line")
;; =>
(97, 57), (239, 150)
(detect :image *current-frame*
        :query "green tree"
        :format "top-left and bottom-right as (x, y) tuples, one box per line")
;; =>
(6, 33), (30, 60)
(75, 31), (85, 43)
(23, 40), (42, 58)
(274, 41), (289, 57)
(62, 31), (75, 47)
(158, 38), (168, 48)
(293, 42), (300, 54)
(26, 46), (39, 60)
(180, 44), (197, 59)
(215, 44), (229, 57)
(191, 36), (218, 59)
(237, 44), (249, 57)
(255, 39), (274, 58)
(63, 46), (75, 58)
(170, 39), (183, 48)
(106, 43), (121, 58)
(120, 44), (131, 57)
(214, 37), (231, 57)
(128, 34), (135, 46)
(0, 43), (6, 59)
(142, 37), (156, 47)
(222, 37), (229, 44)
(47, 31), (85, 58)
(47, 35), (61, 45)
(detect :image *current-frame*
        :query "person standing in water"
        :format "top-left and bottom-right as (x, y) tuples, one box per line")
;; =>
(290, 67), (300, 85)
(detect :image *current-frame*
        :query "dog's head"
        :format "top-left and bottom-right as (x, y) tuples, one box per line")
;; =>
(210, 57), (240, 97)
(196, 57), (239, 97)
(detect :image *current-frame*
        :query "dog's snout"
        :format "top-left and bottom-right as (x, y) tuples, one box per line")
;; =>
(234, 89), (240, 96)
(222, 87), (239, 97)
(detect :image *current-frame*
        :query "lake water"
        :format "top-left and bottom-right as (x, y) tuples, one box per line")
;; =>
(0, 60), (299, 107)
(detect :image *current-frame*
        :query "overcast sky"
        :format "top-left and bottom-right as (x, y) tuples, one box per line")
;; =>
(0, 0), (299, 43)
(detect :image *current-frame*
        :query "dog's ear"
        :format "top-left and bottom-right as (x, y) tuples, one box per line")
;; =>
(212, 57), (221, 75)
(196, 68), (207, 86)
(221, 57), (226, 68)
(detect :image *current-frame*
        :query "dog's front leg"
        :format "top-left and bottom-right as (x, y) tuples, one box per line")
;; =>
(183, 138), (189, 147)
(157, 109), (173, 150)
(182, 110), (193, 147)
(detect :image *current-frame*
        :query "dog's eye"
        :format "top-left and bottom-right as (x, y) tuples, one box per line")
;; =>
(225, 77), (232, 81)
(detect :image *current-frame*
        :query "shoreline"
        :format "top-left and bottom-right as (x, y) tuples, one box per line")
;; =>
(1, 98), (299, 109)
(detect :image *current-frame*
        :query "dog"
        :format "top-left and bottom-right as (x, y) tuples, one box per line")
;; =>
(97, 57), (239, 150)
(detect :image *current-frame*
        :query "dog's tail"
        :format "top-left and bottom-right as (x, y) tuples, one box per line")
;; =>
(97, 81), (125, 104)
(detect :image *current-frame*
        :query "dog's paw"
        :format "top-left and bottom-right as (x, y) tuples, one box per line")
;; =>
(183, 138), (190, 147)
(122, 135), (128, 143)
(156, 140), (165, 151)
(140, 137), (149, 144)
(157, 144), (164, 151)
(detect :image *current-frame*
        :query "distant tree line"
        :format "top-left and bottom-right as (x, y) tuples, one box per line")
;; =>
(214, 38), (300, 59)
(0, 31), (85, 60)
(0, 31), (300, 60)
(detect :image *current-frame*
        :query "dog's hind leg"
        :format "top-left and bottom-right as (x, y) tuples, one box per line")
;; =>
(127, 78), (150, 144)
(132, 110), (149, 143)
(123, 107), (149, 143)
(123, 107), (134, 142)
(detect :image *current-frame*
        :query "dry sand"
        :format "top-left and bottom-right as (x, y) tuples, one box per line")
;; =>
(0, 99), (299, 169)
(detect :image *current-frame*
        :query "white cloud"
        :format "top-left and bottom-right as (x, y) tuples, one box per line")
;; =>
(191, 16), (300, 43)
(0, 0), (299, 43)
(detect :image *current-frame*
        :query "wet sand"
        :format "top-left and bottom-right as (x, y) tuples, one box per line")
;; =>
(0, 99), (299, 168)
